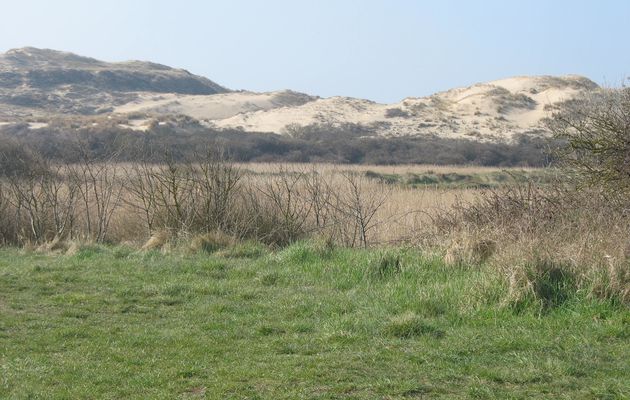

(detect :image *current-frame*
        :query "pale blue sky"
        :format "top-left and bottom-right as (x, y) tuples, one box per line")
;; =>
(1, 0), (628, 102)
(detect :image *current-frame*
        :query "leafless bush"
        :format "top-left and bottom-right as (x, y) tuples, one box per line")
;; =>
(0, 155), (79, 245)
(124, 151), (244, 240)
(147, 156), (198, 236)
(236, 166), (392, 248)
(7, 164), (51, 243)
(302, 168), (334, 230)
(0, 147), (399, 249)
(251, 167), (313, 246)
(192, 150), (243, 234)
(0, 139), (43, 178)
(547, 87), (630, 195)
(124, 160), (160, 236)
(40, 164), (78, 241)
(328, 171), (391, 248)
(68, 150), (124, 243)
(0, 181), (17, 244)
(5, 171), (50, 244)
(436, 182), (576, 236)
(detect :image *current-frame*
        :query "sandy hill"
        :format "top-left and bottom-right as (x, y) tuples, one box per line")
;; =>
(0, 47), (599, 142)
(114, 90), (318, 121)
(0, 47), (228, 117)
(0, 47), (227, 94)
(209, 75), (597, 141)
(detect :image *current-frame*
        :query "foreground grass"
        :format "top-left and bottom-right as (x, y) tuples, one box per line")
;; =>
(0, 243), (628, 399)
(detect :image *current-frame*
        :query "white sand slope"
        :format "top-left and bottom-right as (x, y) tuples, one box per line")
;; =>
(114, 90), (317, 121)
(206, 75), (597, 141)
(106, 75), (598, 142)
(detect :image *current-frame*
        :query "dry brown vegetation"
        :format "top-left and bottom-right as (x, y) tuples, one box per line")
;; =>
(437, 184), (630, 305)
(0, 149), (628, 305)
(0, 152), (447, 248)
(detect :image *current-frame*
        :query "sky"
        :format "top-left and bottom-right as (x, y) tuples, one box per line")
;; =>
(1, 0), (628, 103)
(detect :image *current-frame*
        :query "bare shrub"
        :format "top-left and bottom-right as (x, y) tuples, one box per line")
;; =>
(3, 156), (79, 245)
(41, 164), (78, 241)
(548, 87), (630, 195)
(0, 139), (43, 178)
(302, 168), (334, 230)
(250, 167), (313, 246)
(124, 160), (160, 236)
(69, 154), (124, 243)
(192, 150), (243, 234)
(145, 155), (198, 236)
(124, 150), (244, 240)
(5, 165), (51, 244)
(328, 171), (391, 248)
(0, 181), (17, 244)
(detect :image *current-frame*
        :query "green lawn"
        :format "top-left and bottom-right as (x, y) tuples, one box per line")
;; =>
(0, 243), (628, 399)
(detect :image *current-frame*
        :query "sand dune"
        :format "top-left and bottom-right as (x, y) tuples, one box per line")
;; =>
(0, 48), (599, 143)
(205, 75), (597, 141)
(114, 90), (317, 121)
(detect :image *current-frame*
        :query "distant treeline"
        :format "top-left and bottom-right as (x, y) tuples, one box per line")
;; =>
(0, 120), (554, 166)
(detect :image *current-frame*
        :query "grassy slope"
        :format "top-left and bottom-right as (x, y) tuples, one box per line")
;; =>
(0, 244), (628, 399)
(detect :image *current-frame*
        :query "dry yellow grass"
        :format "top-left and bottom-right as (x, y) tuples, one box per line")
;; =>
(237, 162), (534, 176)
(0, 162), (489, 246)
(235, 163), (483, 245)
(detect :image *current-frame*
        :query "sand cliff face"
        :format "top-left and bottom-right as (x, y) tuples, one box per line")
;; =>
(0, 48), (598, 142)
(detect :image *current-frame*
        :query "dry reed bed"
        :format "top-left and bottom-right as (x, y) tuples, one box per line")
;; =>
(0, 160), (479, 248)
(237, 162), (536, 176)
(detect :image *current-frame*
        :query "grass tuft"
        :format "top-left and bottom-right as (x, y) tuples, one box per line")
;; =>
(384, 312), (445, 339)
(529, 259), (576, 309)
(368, 251), (402, 280)
(189, 231), (235, 254)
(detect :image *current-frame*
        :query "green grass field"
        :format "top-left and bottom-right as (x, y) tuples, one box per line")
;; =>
(0, 243), (628, 399)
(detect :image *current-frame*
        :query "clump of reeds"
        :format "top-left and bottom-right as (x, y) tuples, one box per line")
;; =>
(436, 183), (630, 304)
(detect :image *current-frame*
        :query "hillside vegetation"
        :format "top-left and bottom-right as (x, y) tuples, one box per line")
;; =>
(0, 121), (552, 166)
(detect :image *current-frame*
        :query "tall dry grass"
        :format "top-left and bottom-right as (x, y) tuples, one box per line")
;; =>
(238, 162), (537, 177)
(0, 155), (627, 304)
(436, 183), (630, 304)
(0, 157), (478, 248)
